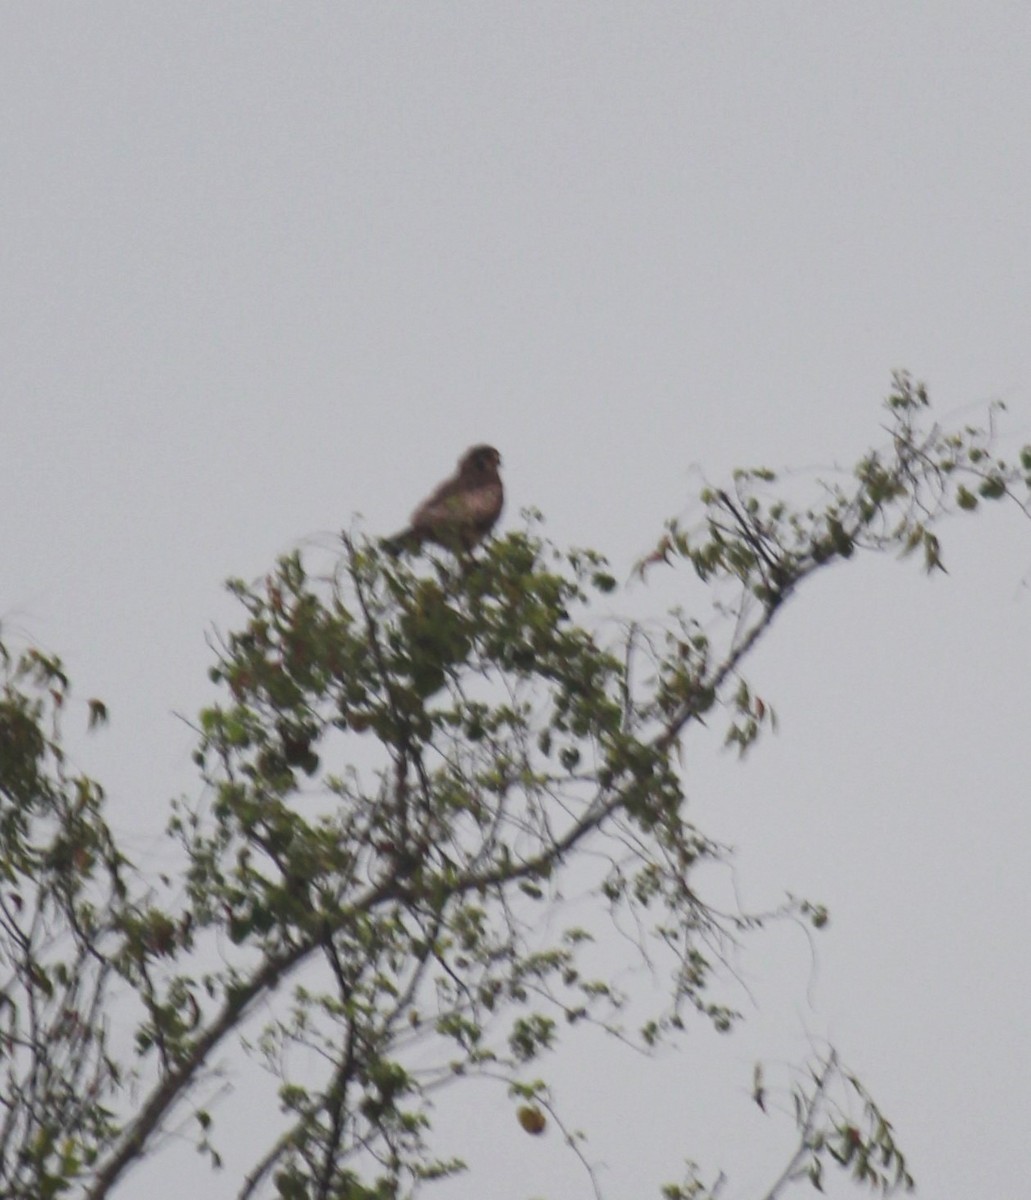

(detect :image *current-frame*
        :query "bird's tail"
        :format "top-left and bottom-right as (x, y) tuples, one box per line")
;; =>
(380, 529), (422, 557)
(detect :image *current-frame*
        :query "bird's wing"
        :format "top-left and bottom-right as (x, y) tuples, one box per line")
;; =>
(410, 476), (469, 529)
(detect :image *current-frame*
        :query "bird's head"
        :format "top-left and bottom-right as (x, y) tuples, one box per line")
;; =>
(460, 445), (502, 479)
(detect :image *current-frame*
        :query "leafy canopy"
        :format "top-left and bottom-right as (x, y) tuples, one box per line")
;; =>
(0, 375), (1027, 1200)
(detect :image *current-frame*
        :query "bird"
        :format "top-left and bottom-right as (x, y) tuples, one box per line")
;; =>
(382, 445), (504, 556)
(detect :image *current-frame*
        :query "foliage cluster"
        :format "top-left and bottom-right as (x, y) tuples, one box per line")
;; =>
(0, 376), (1027, 1199)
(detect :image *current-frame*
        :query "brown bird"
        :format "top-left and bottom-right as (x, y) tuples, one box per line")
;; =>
(382, 445), (504, 555)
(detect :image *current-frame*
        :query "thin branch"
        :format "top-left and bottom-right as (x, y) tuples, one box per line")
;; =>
(758, 1050), (837, 1200)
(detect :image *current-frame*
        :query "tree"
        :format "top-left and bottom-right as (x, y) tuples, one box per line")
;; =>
(0, 374), (1027, 1200)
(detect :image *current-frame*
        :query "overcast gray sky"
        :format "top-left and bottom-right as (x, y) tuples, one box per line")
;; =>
(3, 6), (1030, 1199)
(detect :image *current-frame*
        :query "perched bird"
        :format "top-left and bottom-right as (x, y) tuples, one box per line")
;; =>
(382, 445), (504, 555)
